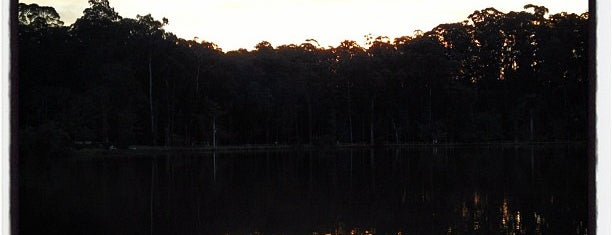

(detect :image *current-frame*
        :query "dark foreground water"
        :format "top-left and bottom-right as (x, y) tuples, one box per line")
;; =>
(18, 146), (588, 235)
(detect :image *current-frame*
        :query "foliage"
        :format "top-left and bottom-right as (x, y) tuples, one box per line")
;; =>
(17, 2), (589, 150)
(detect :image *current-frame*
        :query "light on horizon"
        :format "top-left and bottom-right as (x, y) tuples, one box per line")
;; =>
(19, 0), (588, 51)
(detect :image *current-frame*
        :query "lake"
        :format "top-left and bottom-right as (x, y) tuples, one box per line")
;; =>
(18, 146), (588, 235)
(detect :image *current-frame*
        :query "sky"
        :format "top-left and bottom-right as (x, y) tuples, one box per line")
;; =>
(19, 0), (588, 51)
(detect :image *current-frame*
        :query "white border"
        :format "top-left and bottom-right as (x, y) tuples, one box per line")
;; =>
(0, 1), (610, 234)
(596, 0), (612, 234)
(1, 0), (10, 234)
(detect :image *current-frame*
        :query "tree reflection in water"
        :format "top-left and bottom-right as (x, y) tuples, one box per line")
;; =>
(18, 146), (587, 235)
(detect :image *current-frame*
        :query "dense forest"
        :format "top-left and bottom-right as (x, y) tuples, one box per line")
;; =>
(17, 0), (589, 152)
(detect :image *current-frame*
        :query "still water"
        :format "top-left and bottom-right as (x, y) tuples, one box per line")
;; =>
(19, 146), (588, 235)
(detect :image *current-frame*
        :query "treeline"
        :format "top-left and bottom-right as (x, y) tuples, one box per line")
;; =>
(17, 0), (589, 150)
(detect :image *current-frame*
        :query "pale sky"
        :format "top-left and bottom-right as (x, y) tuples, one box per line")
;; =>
(20, 0), (588, 51)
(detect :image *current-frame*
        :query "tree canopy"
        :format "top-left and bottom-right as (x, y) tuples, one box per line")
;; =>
(17, 2), (590, 150)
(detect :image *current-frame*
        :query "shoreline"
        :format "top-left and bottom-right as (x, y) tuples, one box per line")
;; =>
(73, 141), (586, 155)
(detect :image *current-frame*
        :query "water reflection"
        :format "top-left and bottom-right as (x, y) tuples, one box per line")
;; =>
(18, 146), (587, 235)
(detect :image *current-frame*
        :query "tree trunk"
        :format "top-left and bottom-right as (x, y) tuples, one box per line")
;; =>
(42, 99), (47, 123)
(514, 115), (519, 144)
(184, 124), (190, 146)
(148, 53), (156, 145)
(212, 116), (217, 148)
(265, 126), (270, 145)
(347, 80), (353, 144)
(307, 96), (313, 144)
(331, 107), (337, 144)
(165, 80), (173, 147)
(370, 98), (375, 145)
(101, 100), (109, 143)
(361, 119), (365, 144)
(530, 108), (534, 142)
(392, 118), (400, 145)
(165, 116), (170, 147)
(165, 126), (170, 147)
(428, 85), (433, 143)
(195, 59), (201, 94)
(294, 107), (300, 144)
(563, 82), (570, 142)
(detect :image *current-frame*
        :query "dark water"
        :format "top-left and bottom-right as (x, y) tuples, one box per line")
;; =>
(18, 146), (588, 235)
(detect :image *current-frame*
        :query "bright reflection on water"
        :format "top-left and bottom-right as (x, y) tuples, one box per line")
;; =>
(19, 146), (588, 235)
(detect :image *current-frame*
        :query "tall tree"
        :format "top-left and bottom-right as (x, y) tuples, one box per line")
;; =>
(18, 3), (64, 28)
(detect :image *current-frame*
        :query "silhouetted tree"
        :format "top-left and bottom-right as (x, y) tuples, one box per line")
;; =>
(17, 2), (589, 151)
